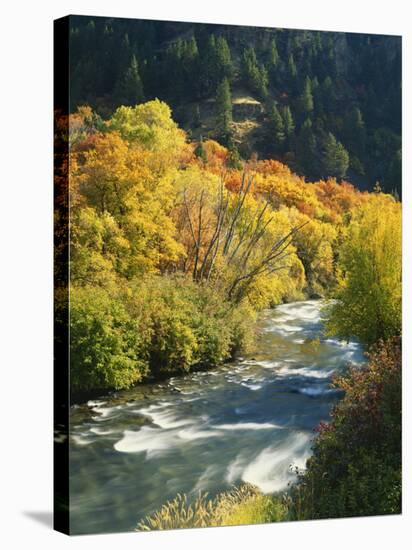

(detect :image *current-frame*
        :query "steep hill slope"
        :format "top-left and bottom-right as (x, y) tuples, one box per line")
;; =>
(68, 16), (401, 194)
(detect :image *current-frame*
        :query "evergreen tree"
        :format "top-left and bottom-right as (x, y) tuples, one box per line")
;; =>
(259, 66), (269, 98)
(312, 76), (324, 116)
(194, 138), (208, 163)
(241, 47), (268, 99)
(118, 33), (131, 75)
(200, 35), (217, 95)
(269, 103), (285, 149)
(344, 106), (366, 156)
(296, 118), (318, 176)
(321, 76), (336, 112)
(226, 138), (242, 170)
(193, 104), (201, 128)
(115, 55), (144, 106)
(387, 149), (401, 197)
(268, 38), (280, 86)
(215, 36), (233, 81)
(321, 132), (349, 179)
(282, 105), (295, 147)
(215, 78), (233, 141)
(186, 36), (199, 58)
(268, 38), (279, 67)
(287, 53), (297, 80)
(299, 76), (314, 116)
(181, 37), (200, 98)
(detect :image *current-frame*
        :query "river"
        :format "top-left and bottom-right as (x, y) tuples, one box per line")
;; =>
(69, 300), (364, 534)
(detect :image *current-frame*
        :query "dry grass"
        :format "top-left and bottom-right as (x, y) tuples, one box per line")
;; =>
(136, 484), (287, 531)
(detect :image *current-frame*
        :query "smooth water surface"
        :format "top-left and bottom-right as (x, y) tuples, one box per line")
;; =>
(69, 300), (364, 534)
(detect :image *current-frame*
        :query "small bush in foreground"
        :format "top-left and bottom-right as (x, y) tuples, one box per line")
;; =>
(289, 338), (401, 520)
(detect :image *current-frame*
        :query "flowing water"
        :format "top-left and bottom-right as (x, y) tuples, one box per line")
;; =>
(69, 300), (364, 534)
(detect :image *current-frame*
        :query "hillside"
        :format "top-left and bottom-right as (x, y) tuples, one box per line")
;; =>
(68, 16), (402, 195)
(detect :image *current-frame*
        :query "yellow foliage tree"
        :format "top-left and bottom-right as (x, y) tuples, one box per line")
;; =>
(70, 131), (183, 279)
(109, 99), (191, 171)
(326, 194), (402, 345)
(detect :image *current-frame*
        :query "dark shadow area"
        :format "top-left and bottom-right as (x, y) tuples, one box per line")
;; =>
(23, 511), (53, 529)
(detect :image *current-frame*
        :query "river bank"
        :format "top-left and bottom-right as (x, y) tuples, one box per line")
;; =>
(69, 300), (364, 534)
(70, 294), (329, 406)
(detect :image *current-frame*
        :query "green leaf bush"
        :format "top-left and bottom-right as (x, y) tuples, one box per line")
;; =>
(66, 276), (255, 394)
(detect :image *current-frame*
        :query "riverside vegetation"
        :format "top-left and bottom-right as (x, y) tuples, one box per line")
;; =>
(58, 99), (401, 526)
(60, 16), (401, 531)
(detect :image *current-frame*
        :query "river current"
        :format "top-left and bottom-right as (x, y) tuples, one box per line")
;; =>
(69, 300), (364, 534)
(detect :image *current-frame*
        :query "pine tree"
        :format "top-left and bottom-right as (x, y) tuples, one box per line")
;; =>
(226, 139), (242, 170)
(181, 37), (200, 98)
(115, 55), (144, 106)
(200, 35), (217, 95)
(322, 132), (349, 179)
(387, 149), (401, 198)
(186, 36), (199, 58)
(259, 65), (269, 98)
(269, 104), (285, 149)
(215, 78), (232, 141)
(193, 104), (201, 128)
(299, 76), (314, 115)
(373, 180), (382, 193)
(282, 105), (295, 146)
(215, 36), (233, 81)
(287, 53), (297, 80)
(268, 38), (279, 67)
(321, 76), (336, 112)
(194, 138), (208, 163)
(344, 106), (366, 156)
(118, 33), (131, 74)
(296, 118), (318, 176)
(241, 47), (269, 99)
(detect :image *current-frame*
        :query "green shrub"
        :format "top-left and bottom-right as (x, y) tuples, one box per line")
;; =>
(69, 286), (149, 393)
(129, 276), (255, 377)
(289, 338), (401, 520)
(68, 275), (256, 393)
(136, 484), (287, 531)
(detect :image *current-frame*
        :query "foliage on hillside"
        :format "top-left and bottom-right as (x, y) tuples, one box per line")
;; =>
(68, 16), (401, 194)
(58, 100), (400, 395)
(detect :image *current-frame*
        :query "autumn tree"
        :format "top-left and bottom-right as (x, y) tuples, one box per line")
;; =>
(326, 195), (402, 345)
(175, 168), (306, 305)
(109, 99), (189, 170)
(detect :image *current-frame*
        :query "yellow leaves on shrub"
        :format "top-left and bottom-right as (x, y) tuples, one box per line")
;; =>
(326, 193), (401, 345)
